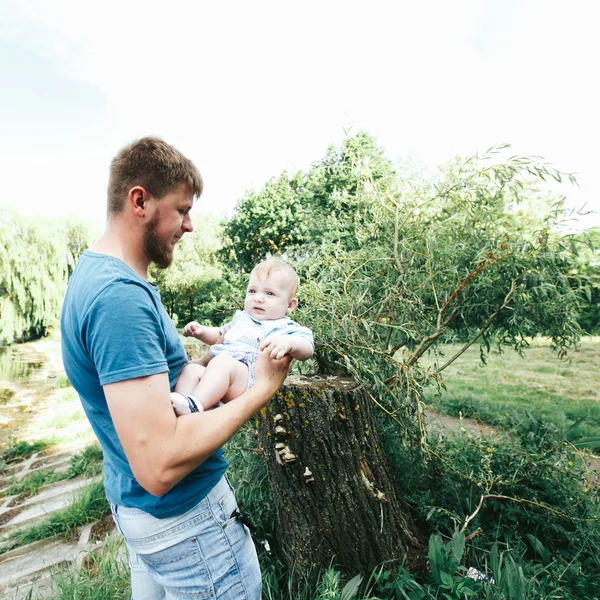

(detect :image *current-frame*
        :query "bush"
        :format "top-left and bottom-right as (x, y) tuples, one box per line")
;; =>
(225, 412), (599, 599)
(380, 411), (600, 599)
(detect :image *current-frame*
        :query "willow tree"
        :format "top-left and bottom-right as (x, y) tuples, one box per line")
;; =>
(296, 145), (582, 428)
(221, 135), (584, 581)
(570, 226), (600, 334)
(0, 211), (94, 344)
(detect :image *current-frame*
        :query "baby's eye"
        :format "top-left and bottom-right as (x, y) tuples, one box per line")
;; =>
(266, 291), (275, 296)
(248, 289), (256, 294)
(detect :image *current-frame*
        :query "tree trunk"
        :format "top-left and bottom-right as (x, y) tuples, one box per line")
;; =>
(257, 375), (426, 582)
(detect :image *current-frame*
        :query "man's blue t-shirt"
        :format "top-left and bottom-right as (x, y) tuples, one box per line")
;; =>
(60, 251), (227, 518)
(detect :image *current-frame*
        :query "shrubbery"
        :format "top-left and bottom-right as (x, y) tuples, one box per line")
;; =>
(223, 411), (600, 599)
(218, 133), (599, 598)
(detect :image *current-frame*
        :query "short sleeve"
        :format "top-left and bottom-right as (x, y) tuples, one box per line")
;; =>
(285, 321), (314, 346)
(84, 282), (169, 385)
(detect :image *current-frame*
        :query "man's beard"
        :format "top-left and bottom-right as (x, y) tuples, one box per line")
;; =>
(143, 212), (174, 269)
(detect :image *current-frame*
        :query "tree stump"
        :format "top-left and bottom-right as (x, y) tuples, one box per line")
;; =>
(257, 375), (426, 581)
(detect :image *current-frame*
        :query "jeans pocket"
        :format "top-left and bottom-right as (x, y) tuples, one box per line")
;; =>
(136, 536), (215, 598)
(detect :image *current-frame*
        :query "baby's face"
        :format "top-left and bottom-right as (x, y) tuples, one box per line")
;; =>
(244, 272), (296, 321)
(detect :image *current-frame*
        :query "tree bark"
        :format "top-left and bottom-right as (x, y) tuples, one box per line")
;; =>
(257, 375), (426, 582)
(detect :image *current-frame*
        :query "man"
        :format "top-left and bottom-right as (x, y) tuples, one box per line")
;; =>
(60, 137), (290, 599)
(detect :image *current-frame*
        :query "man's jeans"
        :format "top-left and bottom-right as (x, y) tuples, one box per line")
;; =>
(110, 476), (261, 599)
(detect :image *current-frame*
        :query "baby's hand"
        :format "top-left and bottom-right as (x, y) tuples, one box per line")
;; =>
(183, 321), (203, 339)
(260, 336), (294, 360)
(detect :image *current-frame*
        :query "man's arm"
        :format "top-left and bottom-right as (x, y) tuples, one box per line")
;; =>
(104, 350), (291, 497)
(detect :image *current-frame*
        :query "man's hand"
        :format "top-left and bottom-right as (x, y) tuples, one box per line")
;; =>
(183, 321), (203, 339)
(253, 346), (292, 397)
(260, 335), (294, 360)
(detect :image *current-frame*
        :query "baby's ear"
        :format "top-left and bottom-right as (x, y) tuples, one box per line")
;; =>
(287, 297), (298, 313)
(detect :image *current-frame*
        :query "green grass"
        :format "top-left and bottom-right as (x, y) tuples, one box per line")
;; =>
(52, 374), (72, 389)
(1, 437), (52, 463)
(2, 443), (103, 500)
(3, 470), (63, 500)
(57, 387), (77, 403)
(1, 479), (109, 555)
(66, 444), (104, 478)
(48, 408), (86, 430)
(24, 536), (564, 600)
(424, 337), (600, 444)
(28, 536), (131, 600)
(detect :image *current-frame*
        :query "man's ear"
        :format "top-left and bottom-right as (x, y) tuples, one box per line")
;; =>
(287, 298), (299, 313)
(128, 186), (149, 217)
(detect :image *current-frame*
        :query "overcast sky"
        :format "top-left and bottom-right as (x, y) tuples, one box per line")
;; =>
(1, 0), (598, 232)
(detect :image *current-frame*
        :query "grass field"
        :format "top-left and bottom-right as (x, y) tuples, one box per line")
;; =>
(424, 336), (600, 445)
(2, 337), (600, 598)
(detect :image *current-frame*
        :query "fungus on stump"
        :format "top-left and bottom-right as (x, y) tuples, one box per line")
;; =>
(257, 375), (426, 580)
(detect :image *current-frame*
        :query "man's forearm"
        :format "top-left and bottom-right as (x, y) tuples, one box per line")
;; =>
(106, 353), (291, 497)
(156, 385), (279, 493)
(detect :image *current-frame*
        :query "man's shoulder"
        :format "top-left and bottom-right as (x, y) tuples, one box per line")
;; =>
(69, 253), (155, 298)
(63, 258), (161, 334)
(72, 251), (144, 282)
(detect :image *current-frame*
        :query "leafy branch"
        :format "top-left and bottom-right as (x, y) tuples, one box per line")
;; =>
(432, 280), (517, 376)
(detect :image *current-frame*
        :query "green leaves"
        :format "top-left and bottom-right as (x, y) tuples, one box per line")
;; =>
(427, 531), (466, 585)
(426, 531), (482, 599)
(276, 142), (584, 457)
(221, 172), (310, 273)
(340, 574), (363, 600)
(221, 133), (398, 273)
(0, 210), (97, 344)
(150, 214), (230, 326)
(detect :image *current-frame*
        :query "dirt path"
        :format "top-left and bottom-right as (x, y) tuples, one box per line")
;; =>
(425, 408), (600, 486)
(425, 409), (500, 437)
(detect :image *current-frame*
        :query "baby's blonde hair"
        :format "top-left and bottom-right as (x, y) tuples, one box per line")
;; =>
(251, 258), (299, 298)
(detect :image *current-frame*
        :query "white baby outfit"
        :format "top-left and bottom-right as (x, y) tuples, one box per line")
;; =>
(211, 310), (314, 387)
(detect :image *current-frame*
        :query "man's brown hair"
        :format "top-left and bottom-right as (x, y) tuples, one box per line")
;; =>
(107, 136), (203, 216)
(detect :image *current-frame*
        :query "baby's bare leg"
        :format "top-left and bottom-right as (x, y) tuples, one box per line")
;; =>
(192, 354), (249, 410)
(171, 363), (207, 415)
(174, 363), (206, 396)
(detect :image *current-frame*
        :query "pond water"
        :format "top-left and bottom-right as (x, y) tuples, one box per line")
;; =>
(0, 344), (53, 452)
(0, 344), (45, 415)
(0, 345), (43, 382)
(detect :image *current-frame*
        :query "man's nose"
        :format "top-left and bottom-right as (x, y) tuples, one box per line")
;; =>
(182, 213), (193, 233)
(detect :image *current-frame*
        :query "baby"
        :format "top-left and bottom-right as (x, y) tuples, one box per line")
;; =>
(171, 258), (314, 415)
